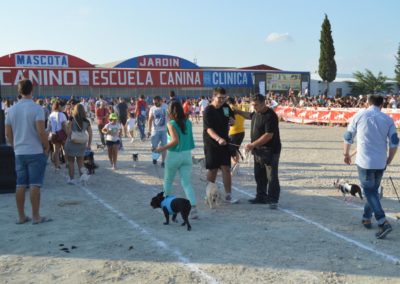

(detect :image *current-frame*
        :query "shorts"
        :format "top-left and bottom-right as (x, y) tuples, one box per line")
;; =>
(204, 144), (231, 169)
(151, 131), (167, 149)
(119, 116), (127, 126)
(15, 153), (47, 188)
(106, 140), (120, 147)
(229, 132), (245, 155)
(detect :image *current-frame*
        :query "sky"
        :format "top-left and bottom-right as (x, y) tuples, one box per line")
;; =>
(1, 0), (399, 78)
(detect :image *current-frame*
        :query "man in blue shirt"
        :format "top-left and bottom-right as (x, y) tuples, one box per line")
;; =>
(343, 94), (398, 239)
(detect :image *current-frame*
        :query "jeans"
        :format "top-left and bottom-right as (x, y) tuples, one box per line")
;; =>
(98, 124), (106, 145)
(151, 131), (167, 149)
(137, 115), (146, 140)
(163, 150), (196, 206)
(357, 166), (386, 225)
(254, 153), (280, 202)
(15, 153), (47, 188)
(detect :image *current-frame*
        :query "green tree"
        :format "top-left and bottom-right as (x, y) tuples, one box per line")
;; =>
(318, 14), (337, 93)
(350, 69), (391, 95)
(395, 43), (400, 87)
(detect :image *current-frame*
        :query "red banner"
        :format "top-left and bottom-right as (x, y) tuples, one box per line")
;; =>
(275, 106), (400, 127)
(0, 68), (203, 88)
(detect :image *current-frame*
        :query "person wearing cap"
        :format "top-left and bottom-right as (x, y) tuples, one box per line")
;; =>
(102, 113), (122, 170)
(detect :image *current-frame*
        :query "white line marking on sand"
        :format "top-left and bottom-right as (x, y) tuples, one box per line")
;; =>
(217, 181), (400, 265)
(70, 177), (218, 284)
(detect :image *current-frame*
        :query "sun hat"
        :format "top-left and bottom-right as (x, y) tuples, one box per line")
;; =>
(109, 113), (118, 120)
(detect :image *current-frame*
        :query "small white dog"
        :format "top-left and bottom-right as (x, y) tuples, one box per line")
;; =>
(205, 182), (221, 209)
(79, 172), (91, 186)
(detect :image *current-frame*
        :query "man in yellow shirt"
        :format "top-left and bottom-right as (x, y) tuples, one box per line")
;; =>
(228, 97), (245, 174)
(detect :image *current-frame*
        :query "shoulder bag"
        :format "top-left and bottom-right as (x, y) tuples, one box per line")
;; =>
(71, 118), (89, 144)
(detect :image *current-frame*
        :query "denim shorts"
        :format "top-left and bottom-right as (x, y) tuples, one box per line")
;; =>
(15, 153), (47, 188)
(151, 131), (167, 149)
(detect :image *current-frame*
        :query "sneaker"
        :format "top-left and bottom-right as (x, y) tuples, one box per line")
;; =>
(130, 138), (134, 143)
(269, 202), (278, 210)
(66, 177), (74, 185)
(161, 162), (165, 168)
(224, 195), (239, 204)
(362, 219), (372, 229)
(375, 221), (392, 239)
(190, 208), (199, 219)
(248, 198), (268, 204)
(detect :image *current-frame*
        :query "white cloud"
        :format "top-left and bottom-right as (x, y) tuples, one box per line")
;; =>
(265, 32), (293, 43)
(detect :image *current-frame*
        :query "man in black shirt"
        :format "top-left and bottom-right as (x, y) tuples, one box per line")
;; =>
(236, 94), (281, 209)
(203, 87), (238, 203)
(116, 97), (128, 137)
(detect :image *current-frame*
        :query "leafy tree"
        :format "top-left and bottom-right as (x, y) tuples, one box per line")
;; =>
(395, 43), (400, 87)
(318, 14), (337, 92)
(350, 69), (391, 95)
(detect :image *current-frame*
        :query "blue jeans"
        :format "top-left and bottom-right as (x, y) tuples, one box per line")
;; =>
(357, 166), (386, 225)
(15, 153), (47, 188)
(137, 115), (146, 140)
(151, 131), (167, 149)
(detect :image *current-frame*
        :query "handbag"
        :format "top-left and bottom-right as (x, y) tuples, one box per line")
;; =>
(71, 118), (89, 144)
(50, 113), (67, 143)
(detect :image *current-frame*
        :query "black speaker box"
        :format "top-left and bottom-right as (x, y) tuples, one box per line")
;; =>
(0, 145), (16, 194)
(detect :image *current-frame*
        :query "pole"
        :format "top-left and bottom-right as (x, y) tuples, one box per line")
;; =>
(0, 80), (6, 145)
(389, 176), (400, 203)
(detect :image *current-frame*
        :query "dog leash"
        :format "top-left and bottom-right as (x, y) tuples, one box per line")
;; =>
(228, 142), (245, 161)
(389, 176), (400, 203)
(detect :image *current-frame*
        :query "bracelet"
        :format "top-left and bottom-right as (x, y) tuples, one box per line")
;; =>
(216, 137), (221, 143)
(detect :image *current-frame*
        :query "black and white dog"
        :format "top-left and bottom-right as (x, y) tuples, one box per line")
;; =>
(334, 179), (363, 199)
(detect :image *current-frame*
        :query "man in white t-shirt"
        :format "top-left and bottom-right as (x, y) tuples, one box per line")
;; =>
(5, 79), (51, 225)
(148, 96), (168, 167)
(199, 96), (209, 117)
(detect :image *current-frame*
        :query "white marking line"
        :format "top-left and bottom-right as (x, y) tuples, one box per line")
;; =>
(287, 185), (398, 221)
(68, 176), (218, 284)
(217, 181), (400, 265)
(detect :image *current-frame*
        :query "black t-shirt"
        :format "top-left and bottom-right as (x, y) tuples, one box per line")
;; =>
(250, 108), (281, 153)
(116, 102), (128, 118)
(203, 103), (234, 147)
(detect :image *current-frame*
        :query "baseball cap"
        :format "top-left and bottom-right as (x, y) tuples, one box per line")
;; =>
(109, 113), (118, 120)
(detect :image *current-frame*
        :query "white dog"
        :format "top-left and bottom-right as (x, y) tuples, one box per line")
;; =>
(79, 172), (91, 186)
(205, 182), (221, 209)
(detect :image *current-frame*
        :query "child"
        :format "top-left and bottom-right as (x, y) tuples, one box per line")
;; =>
(127, 112), (136, 143)
(102, 113), (122, 170)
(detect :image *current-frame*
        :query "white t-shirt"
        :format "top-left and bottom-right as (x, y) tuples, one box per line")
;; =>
(149, 104), (168, 133)
(199, 99), (208, 111)
(127, 118), (136, 130)
(48, 111), (67, 133)
(104, 122), (122, 142)
(5, 99), (45, 155)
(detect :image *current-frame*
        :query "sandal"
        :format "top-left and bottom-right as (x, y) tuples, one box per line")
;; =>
(15, 216), (32, 225)
(32, 217), (53, 225)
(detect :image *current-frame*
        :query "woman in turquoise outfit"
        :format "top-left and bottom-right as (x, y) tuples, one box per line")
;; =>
(155, 101), (198, 219)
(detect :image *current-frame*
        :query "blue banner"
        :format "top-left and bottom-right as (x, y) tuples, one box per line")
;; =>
(203, 71), (253, 87)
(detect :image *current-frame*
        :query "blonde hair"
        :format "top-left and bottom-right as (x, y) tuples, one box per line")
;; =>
(72, 104), (88, 128)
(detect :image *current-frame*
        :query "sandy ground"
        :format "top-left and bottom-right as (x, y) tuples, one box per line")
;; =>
(1, 121), (400, 284)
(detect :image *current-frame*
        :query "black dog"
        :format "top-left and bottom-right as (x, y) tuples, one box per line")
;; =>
(334, 179), (363, 199)
(83, 150), (98, 174)
(150, 192), (192, 231)
(96, 143), (105, 150)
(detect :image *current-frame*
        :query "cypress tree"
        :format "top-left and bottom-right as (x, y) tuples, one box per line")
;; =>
(395, 43), (400, 87)
(318, 14), (337, 93)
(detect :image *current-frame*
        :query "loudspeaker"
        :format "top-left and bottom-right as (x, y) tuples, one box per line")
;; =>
(0, 145), (16, 194)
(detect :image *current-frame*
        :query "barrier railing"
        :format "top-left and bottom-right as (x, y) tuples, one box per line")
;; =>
(275, 106), (400, 127)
